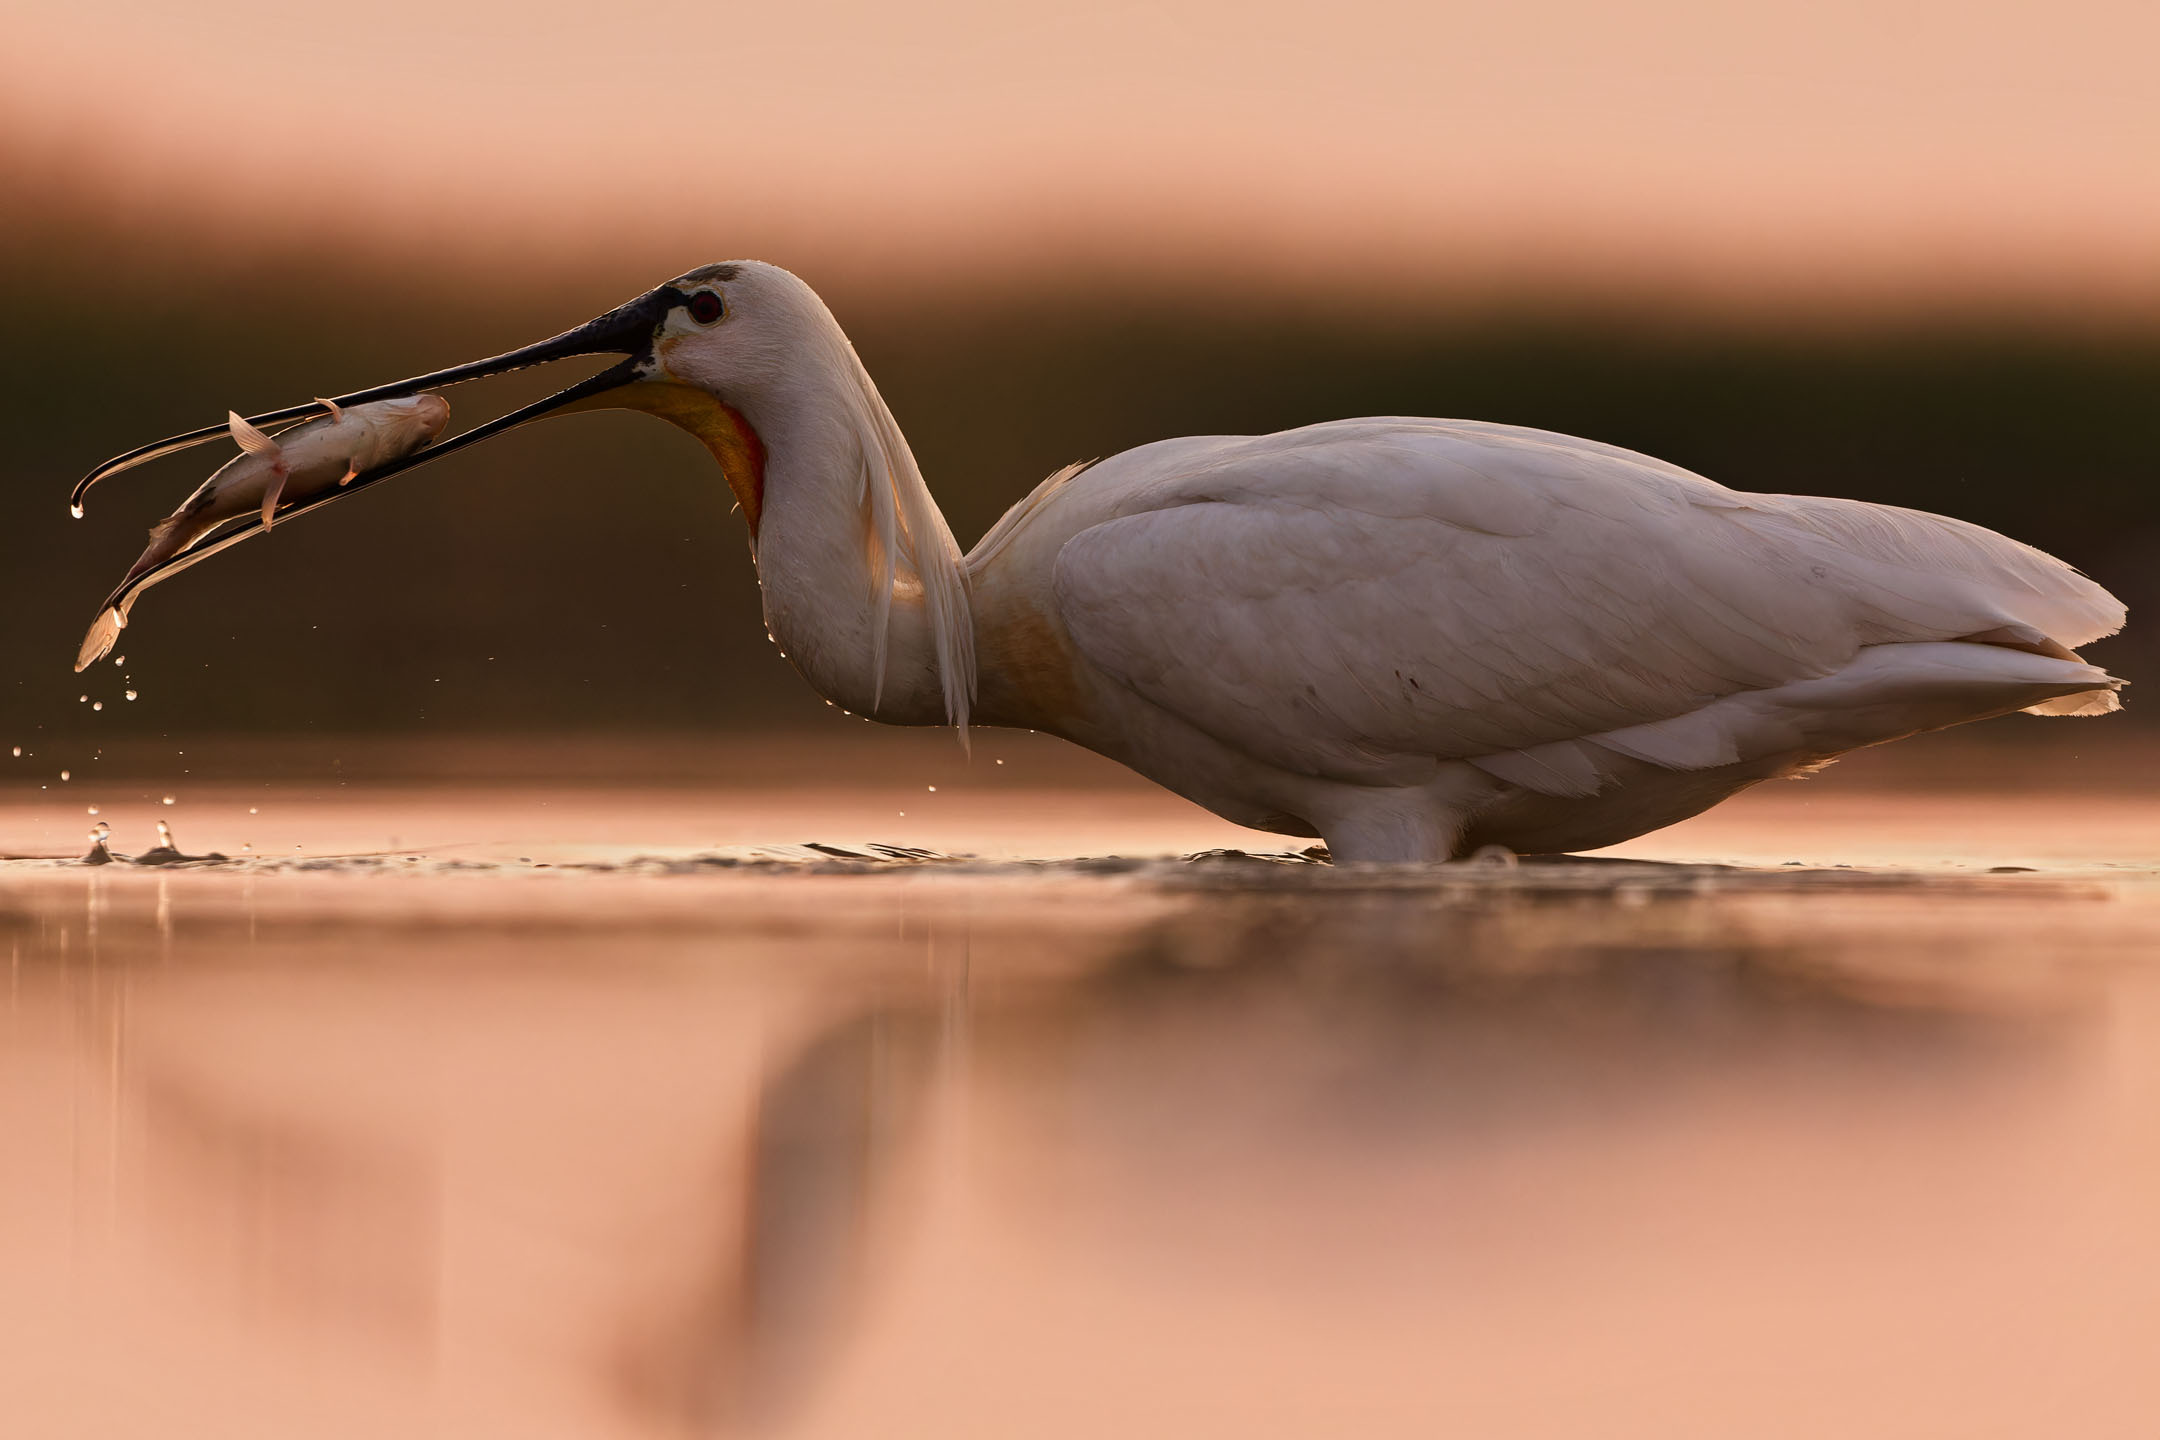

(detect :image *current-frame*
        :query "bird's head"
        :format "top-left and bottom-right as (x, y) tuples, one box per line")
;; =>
(71, 261), (977, 728)
(641, 260), (834, 410)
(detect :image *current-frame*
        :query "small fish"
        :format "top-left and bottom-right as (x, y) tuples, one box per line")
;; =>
(76, 395), (449, 670)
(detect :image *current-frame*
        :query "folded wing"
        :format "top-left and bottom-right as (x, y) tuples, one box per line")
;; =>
(1053, 419), (2123, 788)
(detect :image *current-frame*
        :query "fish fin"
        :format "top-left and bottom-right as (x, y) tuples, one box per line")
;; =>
(314, 396), (344, 422)
(260, 466), (290, 530)
(228, 411), (281, 458)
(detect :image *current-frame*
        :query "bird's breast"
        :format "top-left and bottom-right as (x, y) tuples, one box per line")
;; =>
(973, 591), (1096, 735)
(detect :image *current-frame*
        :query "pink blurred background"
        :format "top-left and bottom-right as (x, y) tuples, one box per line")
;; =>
(8, 0), (2159, 312)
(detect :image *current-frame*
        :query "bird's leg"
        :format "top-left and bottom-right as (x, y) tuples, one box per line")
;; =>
(1318, 801), (1464, 863)
(1315, 771), (1498, 862)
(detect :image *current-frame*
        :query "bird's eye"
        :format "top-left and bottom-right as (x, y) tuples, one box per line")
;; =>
(687, 291), (725, 324)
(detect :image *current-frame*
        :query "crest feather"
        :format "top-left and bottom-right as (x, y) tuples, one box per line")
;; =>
(809, 319), (977, 735)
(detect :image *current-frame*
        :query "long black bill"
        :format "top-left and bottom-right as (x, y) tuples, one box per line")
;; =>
(72, 283), (687, 512)
(71, 282), (690, 665)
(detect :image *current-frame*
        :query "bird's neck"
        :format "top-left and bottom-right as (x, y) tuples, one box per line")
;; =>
(735, 367), (969, 729)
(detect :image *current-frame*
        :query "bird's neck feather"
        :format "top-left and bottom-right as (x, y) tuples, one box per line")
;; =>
(740, 379), (953, 728)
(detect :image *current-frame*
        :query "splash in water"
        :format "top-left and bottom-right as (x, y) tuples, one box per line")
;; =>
(80, 821), (115, 866)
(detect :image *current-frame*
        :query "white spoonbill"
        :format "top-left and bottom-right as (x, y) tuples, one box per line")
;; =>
(73, 262), (2126, 861)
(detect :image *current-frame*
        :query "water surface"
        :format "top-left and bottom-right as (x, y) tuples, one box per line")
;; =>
(4, 771), (2159, 1438)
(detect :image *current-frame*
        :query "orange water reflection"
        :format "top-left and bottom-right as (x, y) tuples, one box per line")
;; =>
(3, 790), (2160, 1437)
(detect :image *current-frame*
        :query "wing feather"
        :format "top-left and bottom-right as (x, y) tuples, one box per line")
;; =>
(1052, 420), (2122, 785)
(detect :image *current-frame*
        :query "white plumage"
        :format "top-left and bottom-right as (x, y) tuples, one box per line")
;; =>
(951, 412), (2120, 859)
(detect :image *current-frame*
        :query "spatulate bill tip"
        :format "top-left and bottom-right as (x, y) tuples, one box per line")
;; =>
(75, 609), (122, 672)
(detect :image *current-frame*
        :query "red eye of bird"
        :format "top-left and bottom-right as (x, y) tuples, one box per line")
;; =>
(688, 291), (725, 324)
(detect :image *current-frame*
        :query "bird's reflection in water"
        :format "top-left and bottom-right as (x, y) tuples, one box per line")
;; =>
(0, 873), (2125, 1438)
(134, 1071), (442, 1353)
(619, 1005), (945, 1432)
(624, 886), (2089, 1434)
(961, 893), (2084, 1296)
(1035, 890), (2073, 1116)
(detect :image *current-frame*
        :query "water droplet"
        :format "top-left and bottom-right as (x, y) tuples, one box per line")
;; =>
(69, 503), (84, 519)
(994, 759), (1004, 766)
(59, 770), (69, 782)
(113, 656), (125, 666)
(91, 702), (102, 712)
(160, 794), (175, 805)
(77, 695), (87, 704)
(86, 806), (98, 815)
(90, 822), (110, 842)
(241, 842), (253, 853)
(926, 785), (937, 792)
(898, 811), (906, 816)
(248, 807), (258, 815)
(125, 691), (138, 701)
